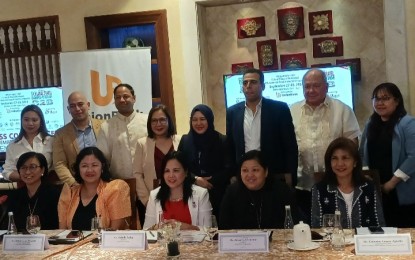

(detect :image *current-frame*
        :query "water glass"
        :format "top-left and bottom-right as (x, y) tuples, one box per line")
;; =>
(322, 214), (335, 239)
(26, 215), (41, 234)
(203, 215), (218, 244)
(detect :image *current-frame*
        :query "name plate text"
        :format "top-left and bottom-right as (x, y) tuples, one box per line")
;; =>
(218, 232), (269, 253)
(355, 234), (412, 255)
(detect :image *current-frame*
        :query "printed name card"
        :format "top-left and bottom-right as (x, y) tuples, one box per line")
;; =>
(3, 234), (47, 252)
(101, 231), (147, 250)
(218, 232), (269, 253)
(355, 234), (412, 255)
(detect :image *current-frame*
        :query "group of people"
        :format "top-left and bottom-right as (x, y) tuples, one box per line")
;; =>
(2, 67), (415, 233)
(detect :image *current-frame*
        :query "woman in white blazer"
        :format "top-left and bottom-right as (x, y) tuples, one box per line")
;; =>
(143, 151), (212, 230)
(132, 105), (181, 225)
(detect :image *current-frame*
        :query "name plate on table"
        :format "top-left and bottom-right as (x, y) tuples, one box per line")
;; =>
(3, 234), (47, 252)
(355, 234), (412, 255)
(101, 230), (147, 250)
(218, 232), (269, 253)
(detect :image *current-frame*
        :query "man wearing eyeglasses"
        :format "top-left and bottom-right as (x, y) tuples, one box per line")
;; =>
(53, 91), (103, 186)
(97, 83), (148, 180)
(226, 68), (298, 187)
(290, 68), (361, 223)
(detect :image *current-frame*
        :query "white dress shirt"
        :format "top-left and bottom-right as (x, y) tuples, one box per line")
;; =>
(290, 96), (361, 191)
(97, 111), (148, 179)
(244, 100), (262, 153)
(2, 134), (53, 180)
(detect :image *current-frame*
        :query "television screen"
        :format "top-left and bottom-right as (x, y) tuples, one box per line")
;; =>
(223, 66), (354, 109)
(0, 87), (65, 154)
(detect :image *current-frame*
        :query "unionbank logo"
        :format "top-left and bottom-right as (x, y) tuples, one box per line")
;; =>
(90, 70), (122, 106)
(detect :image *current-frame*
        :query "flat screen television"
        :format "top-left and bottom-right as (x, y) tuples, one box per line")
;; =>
(0, 87), (65, 156)
(223, 66), (354, 109)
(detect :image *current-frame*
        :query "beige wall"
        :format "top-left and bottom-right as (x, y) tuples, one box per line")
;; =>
(0, 0), (199, 134)
(1, 0), (413, 134)
(199, 0), (387, 133)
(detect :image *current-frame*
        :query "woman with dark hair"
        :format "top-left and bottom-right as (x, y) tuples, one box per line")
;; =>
(219, 150), (297, 229)
(360, 83), (415, 227)
(311, 138), (385, 228)
(143, 151), (212, 230)
(3, 104), (53, 181)
(58, 147), (131, 230)
(8, 152), (60, 230)
(178, 104), (230, 218)
(132, 105), (181, 225)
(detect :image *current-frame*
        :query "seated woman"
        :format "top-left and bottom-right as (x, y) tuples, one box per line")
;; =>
(143, 151), (212, 230)
(8, 152), (60, 230)
(219, 150), (298, 229)
(58, 147), (131, 230)
(311, 137), (385, 228)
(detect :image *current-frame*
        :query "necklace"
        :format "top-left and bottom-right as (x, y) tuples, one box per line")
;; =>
(169, 197), (183, 202)
(248, 191), (263, 229)
(28, 197), (39, 216)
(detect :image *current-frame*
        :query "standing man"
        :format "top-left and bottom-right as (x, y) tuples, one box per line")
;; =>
(97, 83), (148, 179)
(226, 68), (298, 187)
(290, 68), (361, 222)
(53, 91), (103, 186)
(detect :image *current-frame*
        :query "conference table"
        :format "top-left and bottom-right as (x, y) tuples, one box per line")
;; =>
(1, 229), (415, 259)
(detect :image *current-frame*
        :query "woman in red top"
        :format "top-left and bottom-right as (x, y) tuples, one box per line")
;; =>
(143, 151), (212, 230)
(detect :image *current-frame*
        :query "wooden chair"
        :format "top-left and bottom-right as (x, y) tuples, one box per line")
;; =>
(123, 178), (141, 230)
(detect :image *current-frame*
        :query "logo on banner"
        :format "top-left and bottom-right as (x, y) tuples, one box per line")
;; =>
(90, 70), (122, 106)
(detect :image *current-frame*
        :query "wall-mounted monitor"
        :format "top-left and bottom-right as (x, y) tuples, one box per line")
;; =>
(0, 87), (64, 155)
(223, 66), (354, 109)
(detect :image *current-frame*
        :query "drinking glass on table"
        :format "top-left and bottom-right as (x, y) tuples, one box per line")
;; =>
(323, 214), (335, 239)
(203, 215), (218, 244)
(26, 215), (41, 234)
(92, 216), (103, 247)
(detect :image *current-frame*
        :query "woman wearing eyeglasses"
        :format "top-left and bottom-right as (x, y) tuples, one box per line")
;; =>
(2, 105), (53, 182)
(132, 105), (181, 225)
(361, 83), (415, 227)
(8, 152), (60, 231)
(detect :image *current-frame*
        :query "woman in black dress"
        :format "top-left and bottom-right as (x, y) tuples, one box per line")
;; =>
(178, 104), (231, 218)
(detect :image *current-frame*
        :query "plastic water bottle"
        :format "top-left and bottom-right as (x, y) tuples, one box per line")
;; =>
(331, 210), (345, 250)
(7, 212), (17, 234)
(284, 205), (294, 244)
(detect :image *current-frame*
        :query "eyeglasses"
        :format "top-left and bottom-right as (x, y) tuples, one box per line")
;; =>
(19, 164), (41, 172)
(372, 96), (392, 103)
(151, 117), (168, 125)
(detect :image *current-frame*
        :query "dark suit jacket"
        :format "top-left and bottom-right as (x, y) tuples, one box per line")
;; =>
(226, 98), (298, 185)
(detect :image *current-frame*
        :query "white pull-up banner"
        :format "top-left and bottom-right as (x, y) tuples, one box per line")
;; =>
(60, 48), (152, 123)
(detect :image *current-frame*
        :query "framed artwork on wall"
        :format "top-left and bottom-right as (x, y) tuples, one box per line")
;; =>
(311, 63), (332, 68)
(237, 17), (266, 39)
(277, 7), (305, 41)
(231, 62), (254, 73)
(256, 39), (278, 71)
(336, 58), (361, 81)
(280, 53), (307, 69)
(308, 10), (333, 35)
(313, 36), (343, 58)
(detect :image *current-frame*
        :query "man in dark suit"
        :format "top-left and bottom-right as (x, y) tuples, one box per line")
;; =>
(226, 68), (298, 187)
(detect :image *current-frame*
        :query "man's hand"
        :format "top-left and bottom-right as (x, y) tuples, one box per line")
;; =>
(195, 176), (213, 189)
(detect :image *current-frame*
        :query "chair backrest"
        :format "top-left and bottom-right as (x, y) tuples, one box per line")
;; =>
(123, 178), (141, 230)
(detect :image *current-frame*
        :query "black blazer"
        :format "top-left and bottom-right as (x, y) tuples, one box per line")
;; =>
(226, 97), (298, 185)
